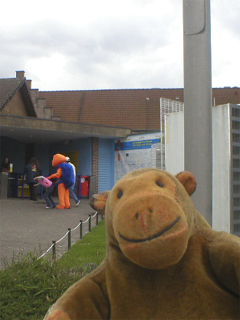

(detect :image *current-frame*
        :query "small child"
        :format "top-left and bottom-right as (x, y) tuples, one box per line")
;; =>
(34, 176), (56, 209)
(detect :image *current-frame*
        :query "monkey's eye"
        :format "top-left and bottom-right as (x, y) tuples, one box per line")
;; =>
(156, 181), (164, 188)
(117, 190), (123, 198)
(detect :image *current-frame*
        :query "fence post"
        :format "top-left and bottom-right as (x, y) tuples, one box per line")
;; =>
(80, 220), (83, 239)
(68, 228), (71, 250)
(88, 215), (92, 232)
(52, 240), (56, 260)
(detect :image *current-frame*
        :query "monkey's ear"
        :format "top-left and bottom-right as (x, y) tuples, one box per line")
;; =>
(89, 191), (110, 215)
(175, 171), (197, 196)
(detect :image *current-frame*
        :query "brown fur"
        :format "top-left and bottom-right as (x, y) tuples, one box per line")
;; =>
(44, 168), (240, 320)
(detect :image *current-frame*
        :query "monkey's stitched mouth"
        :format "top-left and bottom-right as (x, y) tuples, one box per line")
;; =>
(118, 216), (181, 243)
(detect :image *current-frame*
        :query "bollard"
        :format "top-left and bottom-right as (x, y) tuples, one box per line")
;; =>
(88, 215), (92, 232)
(68, 228), (71, 250)
(52, 240), (56, 260)
(80, 220), (83, 239)
(96, 212), (99, 225)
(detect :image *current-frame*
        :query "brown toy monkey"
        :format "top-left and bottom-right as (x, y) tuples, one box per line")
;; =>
(44, 168), (240, 320)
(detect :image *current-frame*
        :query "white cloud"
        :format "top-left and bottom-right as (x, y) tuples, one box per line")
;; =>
(1, 0), (239, 90)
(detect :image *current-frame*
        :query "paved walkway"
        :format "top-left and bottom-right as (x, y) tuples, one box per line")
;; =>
(0, 196), (100, 269)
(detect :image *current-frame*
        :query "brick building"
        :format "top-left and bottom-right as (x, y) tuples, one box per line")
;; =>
(1, 71), (240, 194)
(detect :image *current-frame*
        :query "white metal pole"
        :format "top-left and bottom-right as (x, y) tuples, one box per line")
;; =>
(183, 0), (212, 224)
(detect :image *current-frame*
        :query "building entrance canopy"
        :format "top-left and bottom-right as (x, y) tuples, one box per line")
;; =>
(0, 114), (131, 144)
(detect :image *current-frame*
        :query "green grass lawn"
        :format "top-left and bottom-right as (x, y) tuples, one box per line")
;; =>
(0, 220), (106, 320)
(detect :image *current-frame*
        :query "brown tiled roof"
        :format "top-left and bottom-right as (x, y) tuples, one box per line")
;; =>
(212, 87), (240, 106)
(38, 90), (84, 122)
(39, 87), (240, 131)
(39, 88), (184, 131)
(0, 78), (37, 116)
(0, 78), (24, 110)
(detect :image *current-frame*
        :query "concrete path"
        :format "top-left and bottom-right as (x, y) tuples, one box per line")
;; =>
(0, 197), (100, 269)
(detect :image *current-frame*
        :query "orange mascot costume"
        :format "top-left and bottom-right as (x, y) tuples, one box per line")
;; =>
(47, 154), (74, 209)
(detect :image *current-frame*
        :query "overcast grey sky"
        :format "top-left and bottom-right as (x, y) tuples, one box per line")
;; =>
(1, 0), (239, 91)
